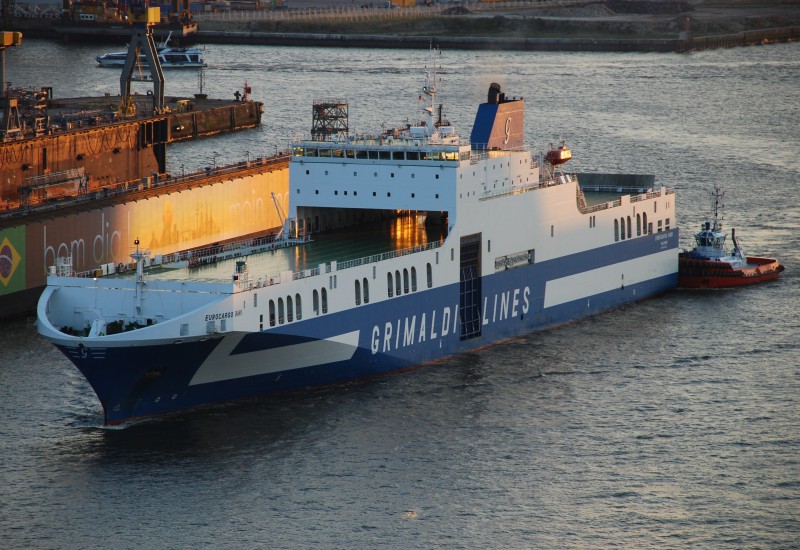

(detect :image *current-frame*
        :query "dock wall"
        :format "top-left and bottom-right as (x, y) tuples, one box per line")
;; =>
(0, 160), (289, 317)
(167, 99), (263, 142)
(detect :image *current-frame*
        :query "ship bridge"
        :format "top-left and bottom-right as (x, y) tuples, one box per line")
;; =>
(289, 133), (471, 235)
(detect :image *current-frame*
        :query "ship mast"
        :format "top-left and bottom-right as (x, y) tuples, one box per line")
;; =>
(710, 185), (724, 232)
(130, 238), (149, 318)
(421, 45), (442, 136)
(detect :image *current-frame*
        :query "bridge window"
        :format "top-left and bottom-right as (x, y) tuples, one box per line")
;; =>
(614, 219), (620, 242)
(627, 216), (632, 239)
(269, 300), (276, 327)
(643, 212), (648, 234)
(363, 278), (370, 304)
(637, 214), (642, 236)
(287, 295), (294, 323)
(426, 263), (433, 288)
(313, 289), (319, 316)
(295, 293), (302, 320)
(355, 279), (362, 305)
(278, 298), (285, 325)
(321, 287), (328, 314)
(411, 267), (417, 292)
(403, 269), (409, 294)
(387, 272), (393, 297)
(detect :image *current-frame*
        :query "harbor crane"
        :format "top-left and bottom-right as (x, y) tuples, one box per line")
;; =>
(119, 0), (164, 115)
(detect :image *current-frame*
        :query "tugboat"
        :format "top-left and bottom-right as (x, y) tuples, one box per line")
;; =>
(679, 187), (784, 288)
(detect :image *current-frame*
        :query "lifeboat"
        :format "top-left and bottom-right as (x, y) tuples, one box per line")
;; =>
(545, 142), (572, 166)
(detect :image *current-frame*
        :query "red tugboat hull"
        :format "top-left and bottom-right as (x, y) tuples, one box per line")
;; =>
(678, 255), (785, 288)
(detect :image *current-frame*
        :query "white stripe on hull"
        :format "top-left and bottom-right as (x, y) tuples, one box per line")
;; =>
(190, 330), (361, 385)
(543, 249), (676, 308)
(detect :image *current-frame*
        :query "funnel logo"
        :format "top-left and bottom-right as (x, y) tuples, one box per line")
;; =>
(0, 236), (21, 287)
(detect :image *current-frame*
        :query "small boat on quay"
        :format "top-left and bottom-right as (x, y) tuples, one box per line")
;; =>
(96, 32), (206, 69)
(37, 51), (681, 425)
(678, 187), (784, 288)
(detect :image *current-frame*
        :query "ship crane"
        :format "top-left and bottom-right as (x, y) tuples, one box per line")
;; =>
(0, 31), (23, 140)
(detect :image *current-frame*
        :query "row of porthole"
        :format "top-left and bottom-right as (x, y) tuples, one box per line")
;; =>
(261, 263), (438, 330)
(386, 263), (434, 300)
(614, 213), (671, 242)
(259, 287), (335, 329)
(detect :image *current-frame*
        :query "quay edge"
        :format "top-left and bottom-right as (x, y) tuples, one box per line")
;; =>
(192, 28), (800, 52)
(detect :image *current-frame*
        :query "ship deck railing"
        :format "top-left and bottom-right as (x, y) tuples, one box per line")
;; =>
(334, 240), (443, 272)
(292, 132), (469, 150)
(578, 185), (675, 213)
(469, 145), (531, 165)
(63, 232), (305, 280)
(480, 174), (674, 210)
(479, 172), (572, 201)
(237, 240), (444, 292)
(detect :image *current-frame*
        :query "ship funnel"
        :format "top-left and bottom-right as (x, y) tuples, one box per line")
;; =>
(470, 83), (524, 151)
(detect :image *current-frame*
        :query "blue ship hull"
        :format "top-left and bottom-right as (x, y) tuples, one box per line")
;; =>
(55, 230), (679, 424)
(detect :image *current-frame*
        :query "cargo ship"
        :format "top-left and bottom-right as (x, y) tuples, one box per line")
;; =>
(37, 60), (681, 424)
(678, 187), (784, 288)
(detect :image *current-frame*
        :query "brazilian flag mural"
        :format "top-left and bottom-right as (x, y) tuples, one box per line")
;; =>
(0, 226), (25, 296)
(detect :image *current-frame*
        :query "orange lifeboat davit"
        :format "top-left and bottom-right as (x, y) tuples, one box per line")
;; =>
(545, 142), (572, 166)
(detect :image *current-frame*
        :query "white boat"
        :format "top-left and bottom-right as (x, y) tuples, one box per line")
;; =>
(96, 32), (206, 69)
(38, 52), (680, 425)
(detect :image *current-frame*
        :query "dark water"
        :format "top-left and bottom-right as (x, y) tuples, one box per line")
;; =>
(2, 41), (799, 548)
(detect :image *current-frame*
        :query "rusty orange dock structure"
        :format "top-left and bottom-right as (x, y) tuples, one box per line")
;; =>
(1, 92), (263, 210)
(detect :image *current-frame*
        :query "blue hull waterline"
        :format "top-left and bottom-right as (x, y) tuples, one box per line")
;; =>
(38, 62), (681, 425)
